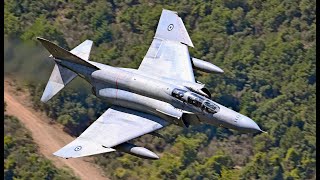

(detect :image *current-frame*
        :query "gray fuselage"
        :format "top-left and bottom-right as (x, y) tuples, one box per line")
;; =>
(57, 59), (262, 133)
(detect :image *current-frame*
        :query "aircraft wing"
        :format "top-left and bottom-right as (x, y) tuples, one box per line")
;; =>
(53, 106), (169, 158)
(138, 9), (195, 82)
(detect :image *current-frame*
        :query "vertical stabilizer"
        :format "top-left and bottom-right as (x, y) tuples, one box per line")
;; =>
(70, 40), (93, 61)
(41, 64), (77, 102)
(38, 38), (97, 103)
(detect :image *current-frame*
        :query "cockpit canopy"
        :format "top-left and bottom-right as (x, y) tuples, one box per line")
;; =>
(172, 88), (187, 99)
(171, 88), (220, 114)
(202, 100), (219, 113)
(186, 92), (205, 107)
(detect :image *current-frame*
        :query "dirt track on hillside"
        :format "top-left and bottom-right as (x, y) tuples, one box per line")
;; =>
(4, 78), (109, 180)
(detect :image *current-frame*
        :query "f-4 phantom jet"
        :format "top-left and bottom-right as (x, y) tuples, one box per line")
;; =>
(38, 9), (264, 160)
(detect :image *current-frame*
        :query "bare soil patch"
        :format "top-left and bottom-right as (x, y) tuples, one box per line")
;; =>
(4, 78), (109, 180)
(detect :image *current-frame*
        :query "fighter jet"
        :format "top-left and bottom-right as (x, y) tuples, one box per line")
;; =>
(37, 9), (264, 160)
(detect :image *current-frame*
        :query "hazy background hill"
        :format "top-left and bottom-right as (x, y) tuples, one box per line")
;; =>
(4, 0), (316, 179)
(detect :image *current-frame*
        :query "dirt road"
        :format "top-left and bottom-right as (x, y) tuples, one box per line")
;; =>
(4, 79), (109, 180)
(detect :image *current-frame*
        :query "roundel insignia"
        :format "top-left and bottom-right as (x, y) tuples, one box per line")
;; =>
(74, 146), (82, 151)
(167, 24), (174, 31)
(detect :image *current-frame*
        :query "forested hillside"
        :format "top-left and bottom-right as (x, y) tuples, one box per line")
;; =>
(4, 0), (316, 179)
(4, 103), (78, 179)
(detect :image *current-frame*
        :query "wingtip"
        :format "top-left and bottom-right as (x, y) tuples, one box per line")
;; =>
(53, 151), (70, 159)
(40, 98), (48, 103)
(162, 8), (178, 14)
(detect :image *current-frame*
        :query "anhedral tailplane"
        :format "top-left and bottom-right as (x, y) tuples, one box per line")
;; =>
(40, 64), (77, 102)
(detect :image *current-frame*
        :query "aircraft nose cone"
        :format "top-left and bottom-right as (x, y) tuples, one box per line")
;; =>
(239, 117), (264, 133)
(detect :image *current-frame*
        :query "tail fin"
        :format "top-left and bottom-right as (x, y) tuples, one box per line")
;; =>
(70, 40), (93, 61)
(37, 37), (97, 69)
(154, 9), (194, 47)
(39, 38), (96, 102)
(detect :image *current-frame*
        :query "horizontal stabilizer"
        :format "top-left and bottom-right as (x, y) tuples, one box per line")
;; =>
(41, 64), (77, 102)
(53, 137), (115, 158)
(37, 37), (98, 69)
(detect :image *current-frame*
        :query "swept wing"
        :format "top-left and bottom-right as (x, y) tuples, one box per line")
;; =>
(53, 106), (169, 158)
(138, 9), (195, 82)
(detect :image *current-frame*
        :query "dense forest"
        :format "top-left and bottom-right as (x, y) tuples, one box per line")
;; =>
(4, 103), (78, 179)
(4, 0), (316, 179)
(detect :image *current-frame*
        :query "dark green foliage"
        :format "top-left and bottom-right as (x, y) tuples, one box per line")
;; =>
(21, 15), (67, 46)
(4, 114), (78, 179)
(4, 0), (316, 179)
